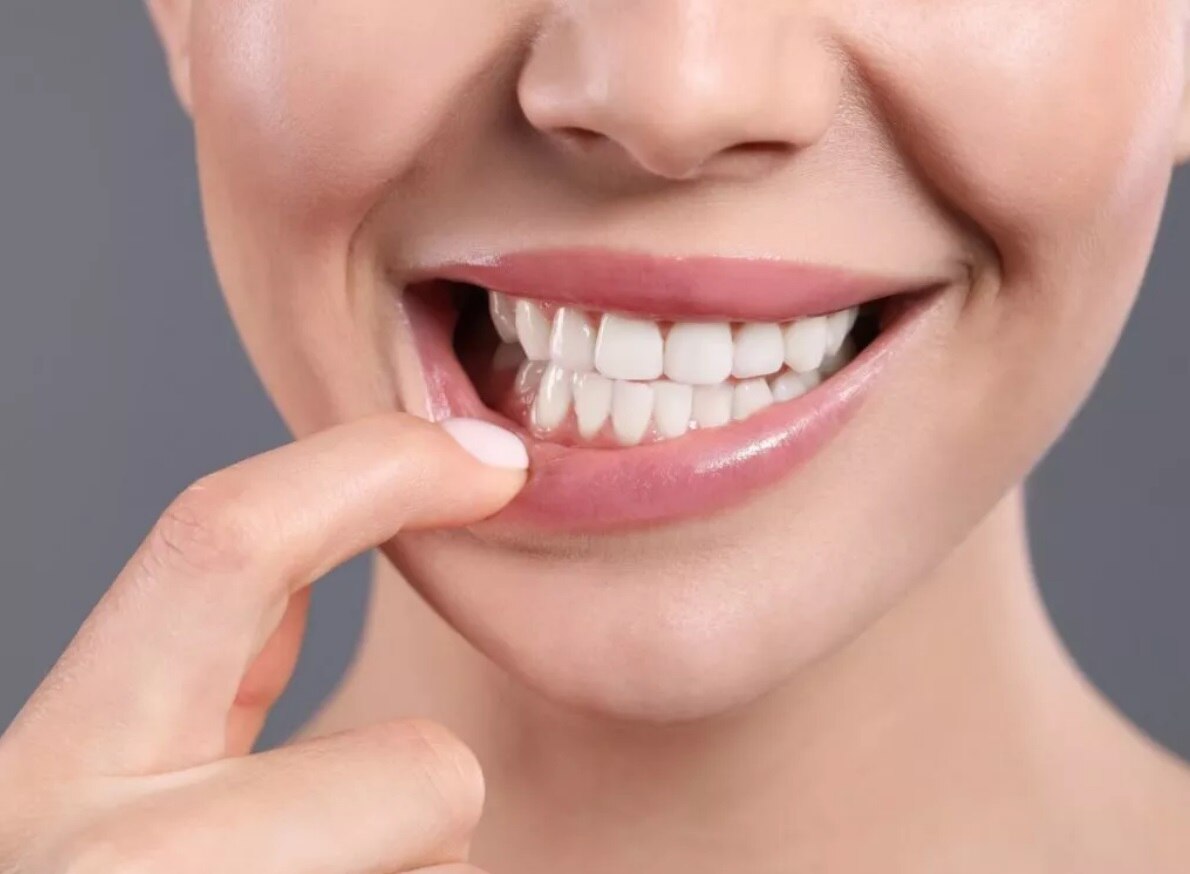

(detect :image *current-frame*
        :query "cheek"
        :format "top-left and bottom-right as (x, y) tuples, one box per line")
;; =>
(186, 1), (526, 431)
(853, 0), (1182, 446)
(855, 0), (1181, 271)
(190, 0), (518, 229)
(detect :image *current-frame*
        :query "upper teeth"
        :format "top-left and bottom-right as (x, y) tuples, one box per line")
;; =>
(487, 290), (862, 444)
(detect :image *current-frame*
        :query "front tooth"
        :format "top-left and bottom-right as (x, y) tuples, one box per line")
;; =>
(612, 381), (654, 445)
(665, 322), (733, 385)
(692, 384), (733, 429)
(595, 314), (664, 381)
(549, 307), (596, 372)
(733, 379), (774, 420)
(783, 316), (828, 373)
(652, 381), (693, 439)
(770, 371), (809, 402)
(489, 291), (519, 343)
(825, 307), (858, 356)
(731, 322), (785, 378)
(532, 364), (573, 431)
(515, 299), (551, 360)
(574, 372), (613, 439)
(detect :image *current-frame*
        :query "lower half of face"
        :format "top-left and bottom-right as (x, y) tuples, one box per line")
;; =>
(185, 0), (1184, 719)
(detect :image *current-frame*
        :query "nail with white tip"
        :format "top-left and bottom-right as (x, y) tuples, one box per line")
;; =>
(441, 418), (529, 470)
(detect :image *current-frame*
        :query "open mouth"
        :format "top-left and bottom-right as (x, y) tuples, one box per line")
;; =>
(449, 288), (873, 446)
(399, 248), (951, 530)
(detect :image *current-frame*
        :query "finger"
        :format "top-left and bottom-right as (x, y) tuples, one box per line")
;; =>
(225, 588), (311, 755)
(41, 721), (487, 874)
(10, 415), (526, 775)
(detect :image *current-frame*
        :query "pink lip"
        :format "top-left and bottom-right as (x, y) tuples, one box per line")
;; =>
(403, 250), (952, 531)
(422, 247), (951, 321)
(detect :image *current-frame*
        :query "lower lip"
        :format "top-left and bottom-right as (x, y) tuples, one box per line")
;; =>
(404, 287), (948, 532)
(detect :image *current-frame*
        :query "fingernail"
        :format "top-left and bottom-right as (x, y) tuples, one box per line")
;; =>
(441, 418), (529, 470)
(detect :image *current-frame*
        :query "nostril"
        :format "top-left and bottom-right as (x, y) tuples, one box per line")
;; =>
(554, 126), (606, 150)
(730, 141), (796, 159)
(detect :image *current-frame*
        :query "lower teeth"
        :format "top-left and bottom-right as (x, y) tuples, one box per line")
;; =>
(497, 336), (857, 447)
(462, 287), (870, 447)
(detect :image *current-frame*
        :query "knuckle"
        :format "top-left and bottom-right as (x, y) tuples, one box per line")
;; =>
(388, 719), (486, 835)
(146, 475), (269, 577)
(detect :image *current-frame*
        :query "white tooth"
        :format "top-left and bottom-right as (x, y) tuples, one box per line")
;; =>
(731, 322), (785, 378)
(514, 360), (546, 400)
(733, 379), (774, 421)
(515, 299), (551, 360)
(489, 291), (519, 343)
(595, 314), (664, 381)
(825, 306), (858, 356)
(770, 371), (809, 402)
(801, 370), (823, 390)
(664, 321), (733, 385)
(612, 381), (654, 445)
(691, 384), (733, 429)
(821, 336), (858, 378)
(783, 316), (828, 373)
(652, 381), (693, 439)
(573, 372), (613, 439)
(532, 364), (573, 432)
(549, 306), (596, 372)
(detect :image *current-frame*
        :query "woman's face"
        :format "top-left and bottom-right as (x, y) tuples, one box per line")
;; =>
(153, 1), (1188, 719)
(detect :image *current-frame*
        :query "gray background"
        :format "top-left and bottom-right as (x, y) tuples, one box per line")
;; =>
(0, 3), (1186, 755)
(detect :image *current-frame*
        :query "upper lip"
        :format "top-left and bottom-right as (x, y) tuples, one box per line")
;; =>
(414, 247), (949, 321)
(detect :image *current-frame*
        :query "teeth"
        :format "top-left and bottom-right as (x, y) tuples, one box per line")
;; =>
(664, 322), (733, 385)
(532, 364), (573, 431)
(573, 372), (614, 439)
(692, 384), (733, 429)
(652, 381), (694, 439)
(489, 291), (519, 344)
(770, 371), (809, 402)
(515, 360), (546, 398)
(549, 307), (596, 372)
(595, 314), (664, 381)
(783, 316), (828, 374)
(612, 381), (654, 446)
(516, 300), (552, 361)
(732, 379), (774, 421)
(731, 322), (785, 378)
(825, 307), (858, 356)
(487, 290), (865, 445)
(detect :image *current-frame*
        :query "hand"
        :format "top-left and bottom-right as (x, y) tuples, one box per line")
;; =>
(0, 414), (527, 874)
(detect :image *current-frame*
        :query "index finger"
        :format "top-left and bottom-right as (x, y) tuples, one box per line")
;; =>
(7, 414), (526, 776)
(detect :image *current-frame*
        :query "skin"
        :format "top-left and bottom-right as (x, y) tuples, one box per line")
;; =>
(3, 1), (1190, 872)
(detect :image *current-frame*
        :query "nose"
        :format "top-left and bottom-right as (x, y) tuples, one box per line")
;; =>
(518, 1), (842, 181)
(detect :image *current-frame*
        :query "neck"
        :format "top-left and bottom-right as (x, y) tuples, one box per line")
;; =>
(311, 488), (1158, 872)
